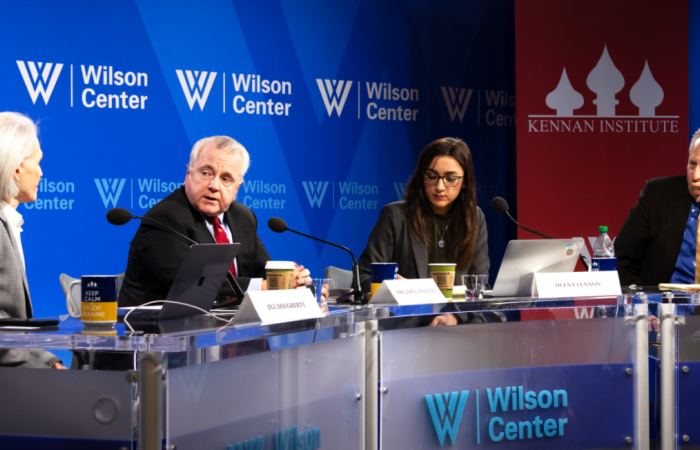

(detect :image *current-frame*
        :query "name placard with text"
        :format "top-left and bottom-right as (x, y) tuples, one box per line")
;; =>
(234, 289), (323, 325)
(534, 271), (622, 298)
(369, 279), (446, 305)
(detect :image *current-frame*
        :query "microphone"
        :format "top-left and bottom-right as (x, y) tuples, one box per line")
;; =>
(106, 207), (133, 225)
(107, 207), (198, 246)
(491, 197), (590, 271)
(268, 217), (367, 304)
(106, 208), (244, 302)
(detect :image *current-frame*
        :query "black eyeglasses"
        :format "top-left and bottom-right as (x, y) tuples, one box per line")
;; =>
(423, 172), (463, 187)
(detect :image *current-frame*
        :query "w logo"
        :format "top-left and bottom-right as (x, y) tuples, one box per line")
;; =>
(302, 181), (329, 208)
(393, 182), (406, 201)
(175, 70), (217, 111)
(173, 363), (210, 404)
(316, 79), (353, 117)
(574, 307), (594, 319)
(425, 391), (469, 447)
(94, 179), (127, 208)
(441, 87), (473, 123)
(16, 61), (63, 105)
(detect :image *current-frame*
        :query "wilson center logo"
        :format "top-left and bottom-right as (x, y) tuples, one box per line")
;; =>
(94, 178), (126, 208)
(16, 61), (64, 105)
(426, 391), (470, 447)
(175, 70), (217, 111)
(302, 181), (329, 208)
(441, 87), (473, 123)
(316, 79), (353, 117)
(426, 386), (571, 446)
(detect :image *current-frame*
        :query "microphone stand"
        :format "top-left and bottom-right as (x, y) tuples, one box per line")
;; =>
(282, 227), (367, 304)
(504, 211), (553, 240)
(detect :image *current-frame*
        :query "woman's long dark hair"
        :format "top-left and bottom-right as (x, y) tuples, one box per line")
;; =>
(404, 137), (477, 271)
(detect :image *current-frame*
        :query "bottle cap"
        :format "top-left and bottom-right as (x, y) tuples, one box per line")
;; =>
(599, 226), (608, 232)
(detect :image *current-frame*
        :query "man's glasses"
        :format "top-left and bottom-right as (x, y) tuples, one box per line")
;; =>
(193, 168), (236, 188)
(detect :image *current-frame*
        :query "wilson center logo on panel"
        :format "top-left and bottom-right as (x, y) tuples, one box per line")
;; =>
(16, 61), (64, 105)
(175, 70), (217, 111)
(426, 391), (470, 447)
(94, 178), (126, 208)
(302, 181), (329, 208)
(316, 79), (353, 117)
(441, 87), (473, 123)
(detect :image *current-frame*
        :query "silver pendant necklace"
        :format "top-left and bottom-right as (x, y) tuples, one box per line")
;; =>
(436, 222), (449, 248)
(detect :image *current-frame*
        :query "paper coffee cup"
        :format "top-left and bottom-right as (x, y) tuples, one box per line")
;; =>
(429, 263), (456, 299)
(265, 261), (296, 290)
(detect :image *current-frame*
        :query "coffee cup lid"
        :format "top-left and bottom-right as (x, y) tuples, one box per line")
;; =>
(265, 261), (295, 270)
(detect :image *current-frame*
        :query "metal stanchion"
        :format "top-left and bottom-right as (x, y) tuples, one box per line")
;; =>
(659, 303), (676, 450)
(138, 351), (163, 450)
(365, 319), (378, 450)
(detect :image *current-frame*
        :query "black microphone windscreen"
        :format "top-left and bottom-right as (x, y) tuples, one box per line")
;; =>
(268, 217), (288, 233)
(492, 197), (509, 215)
(106, 208), (133, 225)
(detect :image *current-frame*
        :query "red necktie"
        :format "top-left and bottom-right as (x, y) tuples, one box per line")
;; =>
(208, 216), (237, 277)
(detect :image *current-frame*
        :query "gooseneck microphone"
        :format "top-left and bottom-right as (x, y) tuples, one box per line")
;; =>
(491, 197), (590, 271)
(107, 207), (199, 246)
(268, 217), (367, 304)
(491, 197), (553, 240)
(106, 207), (244, 302)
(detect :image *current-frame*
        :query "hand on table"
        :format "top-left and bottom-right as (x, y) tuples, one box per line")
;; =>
(294, 263), (311, 287)
(428, 314), (458, 327)
(52, 362), (68, 370)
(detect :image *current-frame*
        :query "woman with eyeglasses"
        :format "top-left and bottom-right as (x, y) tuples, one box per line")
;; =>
(358, 137), (489, 325)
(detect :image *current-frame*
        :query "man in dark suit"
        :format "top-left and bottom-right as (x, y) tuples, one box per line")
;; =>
(616, 130), (700, 286)
(118, 136), (311, 307)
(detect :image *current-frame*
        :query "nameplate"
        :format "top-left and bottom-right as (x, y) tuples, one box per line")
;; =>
(369, 279), (446, 305)
(234, 289), (323, 326)
(534, 271), (622, 298)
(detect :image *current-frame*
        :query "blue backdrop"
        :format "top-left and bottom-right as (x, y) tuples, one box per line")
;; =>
(1, 0), (516, 316)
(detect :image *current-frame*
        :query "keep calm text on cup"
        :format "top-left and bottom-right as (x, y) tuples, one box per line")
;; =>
(429, 263), (456, 299)
(67, 275), (118, 325)
(370, 262), (398, 299)
(266, 261), (296, 290)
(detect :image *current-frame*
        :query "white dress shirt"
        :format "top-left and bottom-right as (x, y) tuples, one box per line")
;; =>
(0, 200), (25, 269)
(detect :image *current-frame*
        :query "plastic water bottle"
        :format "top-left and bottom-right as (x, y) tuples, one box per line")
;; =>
(591, 226), (617, 271)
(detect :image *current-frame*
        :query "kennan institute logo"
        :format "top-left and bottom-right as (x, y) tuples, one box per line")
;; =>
(16, 61), (64, 105)
(176, 69), (217, 111)
(529, 45), (679, 133)
(316, 79), (353, 117)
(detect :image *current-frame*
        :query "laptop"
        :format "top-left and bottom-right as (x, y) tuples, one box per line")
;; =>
(120, 243), (240, 322)
(491, 239), (584, 297)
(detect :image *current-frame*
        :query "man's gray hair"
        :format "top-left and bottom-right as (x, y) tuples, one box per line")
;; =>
(188, 136), (250, 177)
(0, 112), (38, 201)
(691, 128), (700, 154)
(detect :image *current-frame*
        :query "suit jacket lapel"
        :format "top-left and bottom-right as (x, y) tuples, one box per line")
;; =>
(0, 210), (31, 316)
(666, 183), (693, 274)
(225, 208), (248, 245)
(410, 232), (428, 279)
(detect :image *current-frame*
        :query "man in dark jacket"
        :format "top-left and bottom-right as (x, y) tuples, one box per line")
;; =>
(616, 129), (700, 286)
